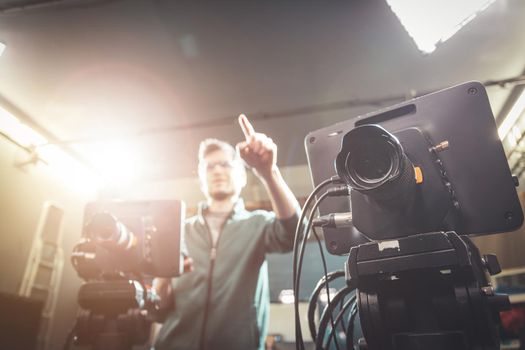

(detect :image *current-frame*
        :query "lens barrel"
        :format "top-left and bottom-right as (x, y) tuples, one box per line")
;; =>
(335, 124), (415, 200)
(86, 212), (135, 250)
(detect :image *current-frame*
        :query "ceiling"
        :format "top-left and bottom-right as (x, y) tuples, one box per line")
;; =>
(0, 0), (524, 183)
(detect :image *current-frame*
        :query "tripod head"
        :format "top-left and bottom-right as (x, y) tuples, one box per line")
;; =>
(73, 280), (153, 350)
(347, 231), (509, 350)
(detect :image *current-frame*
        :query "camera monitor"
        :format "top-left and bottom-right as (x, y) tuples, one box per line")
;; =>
(305, 82), (523, 255)
(78, 199), (185, 278)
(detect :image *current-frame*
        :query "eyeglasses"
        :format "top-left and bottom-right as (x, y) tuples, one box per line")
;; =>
(200, 160), (237, 172)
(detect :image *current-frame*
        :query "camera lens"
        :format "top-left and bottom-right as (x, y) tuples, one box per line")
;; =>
(335, 124), (415, 199)
(86, 213), (135, 250)
(347, 140), (394, 184)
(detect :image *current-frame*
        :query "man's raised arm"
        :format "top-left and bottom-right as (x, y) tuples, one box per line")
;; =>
(235, 114), (300, 219)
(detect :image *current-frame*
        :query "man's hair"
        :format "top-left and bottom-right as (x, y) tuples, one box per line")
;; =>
(198, 138), (240, 162)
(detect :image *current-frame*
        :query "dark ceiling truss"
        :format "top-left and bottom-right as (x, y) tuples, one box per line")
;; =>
(0, 0), (121, 14)
(43, 74), (525, 146)
(1, 74), (524, 172)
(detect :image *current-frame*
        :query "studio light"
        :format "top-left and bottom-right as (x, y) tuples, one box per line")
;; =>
(0, 106), (99, 196)
(278, 289), (295, 304)
(386, 0), (496, 54)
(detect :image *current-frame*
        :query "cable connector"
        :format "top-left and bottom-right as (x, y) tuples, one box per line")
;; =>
(326, 185), (350, 197)
(330, 175), (344, 184)
(312, 212), (353, 228)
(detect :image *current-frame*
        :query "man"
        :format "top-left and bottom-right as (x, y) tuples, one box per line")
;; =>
(154, 114), (300, 350)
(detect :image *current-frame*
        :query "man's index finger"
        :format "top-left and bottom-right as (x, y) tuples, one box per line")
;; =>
(238, 113), (255, 140)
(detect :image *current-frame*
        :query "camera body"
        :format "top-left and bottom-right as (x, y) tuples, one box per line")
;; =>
(70, 199), (185, 350)
(336, 124), (455, 240)
(72, 199), (185, 280)
(306, 81), (523, 253)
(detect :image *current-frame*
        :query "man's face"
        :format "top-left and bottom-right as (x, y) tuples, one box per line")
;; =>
(199, 149), (246, 201)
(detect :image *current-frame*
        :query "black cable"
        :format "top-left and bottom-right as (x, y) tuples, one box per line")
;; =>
(295, 184), (349, 349)
(311, 227), (342, 350)
(339, 293), (346, 333)
(315, 286), (354, 350)
(295, 193), (329, 295)
(293, 181), (329, 349)
(325, 294), (356, 349)
(296, 191), (340, 349)
(296, 188), (349, 349)
(293, 177), (338, 349)
(307, 270), (345, 341)
(346, 302), (359, 350)
(310, 228), (334, 339)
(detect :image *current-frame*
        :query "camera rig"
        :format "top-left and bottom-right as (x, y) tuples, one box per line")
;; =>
(295, 82), (523, 349)
(67, 200), (185, 350)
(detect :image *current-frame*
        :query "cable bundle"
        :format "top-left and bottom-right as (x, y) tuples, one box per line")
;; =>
(292, 177), (358, 350)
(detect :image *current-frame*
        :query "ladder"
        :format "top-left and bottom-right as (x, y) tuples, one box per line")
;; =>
(19, 201), (65, 350)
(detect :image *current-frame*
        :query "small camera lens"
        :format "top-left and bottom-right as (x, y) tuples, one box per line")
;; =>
(347, 141), (394, 184)
(87, 213), (134, 250)
(335, 124), (415, 200)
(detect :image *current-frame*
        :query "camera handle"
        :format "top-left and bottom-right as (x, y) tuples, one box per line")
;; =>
(346, 231), (510, 350)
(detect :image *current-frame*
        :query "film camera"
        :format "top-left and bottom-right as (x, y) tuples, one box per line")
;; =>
(68, 200), (185, 350)
(301, 82), (523, 349)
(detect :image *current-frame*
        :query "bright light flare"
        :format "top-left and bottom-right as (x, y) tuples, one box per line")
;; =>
(0, 106), (47, 147)
(0, 42), (5, 56)
(386, 0), (496, 54)
(87, 140), (142, 185)
(1, 104), (144, 189)
(0, 106), (99, 197)
(39, 144), (100, 197)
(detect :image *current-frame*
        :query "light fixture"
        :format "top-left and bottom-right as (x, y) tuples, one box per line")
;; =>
(278, 289), (295, 304)
(0, 42), (5, 56)
(0, 105), (99, 196)
(498, 90), (525, 141)
(1, 104), (144, 188)
(386, 0), (496, 54)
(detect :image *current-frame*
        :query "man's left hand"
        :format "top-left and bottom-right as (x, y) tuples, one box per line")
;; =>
(236, 114), (277, 179)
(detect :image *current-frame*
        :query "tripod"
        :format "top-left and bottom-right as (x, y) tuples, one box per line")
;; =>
(70, 280), (152, 350)
(346, 231), (510, 350)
